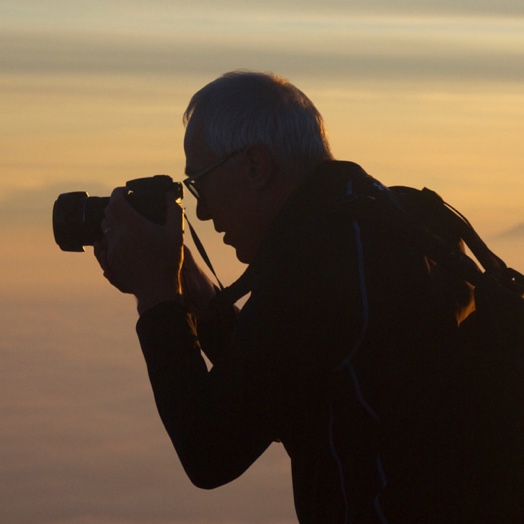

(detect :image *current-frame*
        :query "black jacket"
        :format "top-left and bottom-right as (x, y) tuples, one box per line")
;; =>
(137, 161), (472, 523)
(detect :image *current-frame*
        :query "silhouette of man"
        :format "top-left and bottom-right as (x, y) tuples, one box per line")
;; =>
(95, 71), (472, 523)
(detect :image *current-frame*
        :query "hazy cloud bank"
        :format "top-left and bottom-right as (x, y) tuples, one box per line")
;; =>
(496, 223), (524, 239)
(0, 182), (112, 227)
(3, 8), (524, 85)
(3, 0), (524, 27)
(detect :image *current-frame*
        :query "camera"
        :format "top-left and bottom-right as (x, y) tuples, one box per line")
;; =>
(52, 175), (183, 252)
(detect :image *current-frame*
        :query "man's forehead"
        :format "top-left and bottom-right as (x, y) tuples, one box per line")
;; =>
(183, 120), (227, 175)
(184, 142), (215, 176)
(184, 126), (201, 173)
(184, 116), (205, 149)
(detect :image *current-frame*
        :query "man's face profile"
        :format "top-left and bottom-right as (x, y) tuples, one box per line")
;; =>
(184, 132), (268, 264)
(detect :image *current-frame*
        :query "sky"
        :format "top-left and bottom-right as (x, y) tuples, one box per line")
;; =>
(1, 1), (523, 523)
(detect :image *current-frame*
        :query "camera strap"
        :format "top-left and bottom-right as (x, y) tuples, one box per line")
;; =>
(184, 213), (224, 291)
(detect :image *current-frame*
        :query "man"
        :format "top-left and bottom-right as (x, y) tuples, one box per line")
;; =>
(95, 71), (473, 522)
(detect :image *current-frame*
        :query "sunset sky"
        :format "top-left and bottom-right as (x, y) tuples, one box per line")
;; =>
(1, 1), (523, 523)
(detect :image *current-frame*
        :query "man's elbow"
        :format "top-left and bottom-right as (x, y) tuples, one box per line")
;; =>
(178, 447), (245, 490)
(184, 462), (237, 490)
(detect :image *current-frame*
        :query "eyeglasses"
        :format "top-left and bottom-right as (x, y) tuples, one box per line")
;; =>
(183, 149), (243, 200)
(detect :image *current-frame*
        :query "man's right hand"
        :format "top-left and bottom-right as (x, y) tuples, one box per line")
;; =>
(94, 187), (184, 315)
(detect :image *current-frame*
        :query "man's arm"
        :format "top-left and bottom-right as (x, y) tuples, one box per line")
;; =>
(180, 246), (239, 365)
(137, 299), (277, 488)
(94, 191), (277, 487)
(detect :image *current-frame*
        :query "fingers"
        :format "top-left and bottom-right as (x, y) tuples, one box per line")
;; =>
(102, 187), (184, 232)
(93, 238), (106, 269)
(93, 184), (185, 298)
(101, 187), (138, 229)
(93, 237), (128, 292)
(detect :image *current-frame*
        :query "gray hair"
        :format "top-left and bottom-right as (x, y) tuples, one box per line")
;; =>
(183, 71), (333, 179)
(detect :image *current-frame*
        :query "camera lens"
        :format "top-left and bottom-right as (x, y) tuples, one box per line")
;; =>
(53, 176), (183, 252)
(52, 192), (109, 252)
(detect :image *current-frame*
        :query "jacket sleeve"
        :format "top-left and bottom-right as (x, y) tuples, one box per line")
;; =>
(194, 297), (239, 366)
(136, 300), (281, 489)
(134, 201), (366, 491)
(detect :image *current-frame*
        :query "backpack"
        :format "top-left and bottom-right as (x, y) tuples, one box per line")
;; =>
(349, 179), (524, 522)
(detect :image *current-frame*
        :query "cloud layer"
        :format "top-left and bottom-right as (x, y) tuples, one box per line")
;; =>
(3, 0), (524, 88)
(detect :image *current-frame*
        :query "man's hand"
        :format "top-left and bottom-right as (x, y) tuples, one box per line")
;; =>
(94, 187), (184, 315)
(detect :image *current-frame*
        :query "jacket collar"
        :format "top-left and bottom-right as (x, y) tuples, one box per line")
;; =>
(216, 160), (371, 305)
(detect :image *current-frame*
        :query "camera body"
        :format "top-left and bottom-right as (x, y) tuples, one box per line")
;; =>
(53, 175), (183, 252)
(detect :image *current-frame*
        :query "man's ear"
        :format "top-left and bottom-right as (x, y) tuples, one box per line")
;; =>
(243, 143), (276, 189)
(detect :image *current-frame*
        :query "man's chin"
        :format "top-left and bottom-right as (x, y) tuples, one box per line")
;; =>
(235, 249), (251, 264)
(230, 242), (251, 264)
(223, 235), (252, 264)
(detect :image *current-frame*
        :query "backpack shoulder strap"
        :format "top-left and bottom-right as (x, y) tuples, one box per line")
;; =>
(347, 180), (524, 296)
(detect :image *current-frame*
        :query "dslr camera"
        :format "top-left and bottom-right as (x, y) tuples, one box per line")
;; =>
(53, 175), (183, 252)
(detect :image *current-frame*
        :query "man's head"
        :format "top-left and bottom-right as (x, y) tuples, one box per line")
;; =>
(183, 71), (333, 263)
